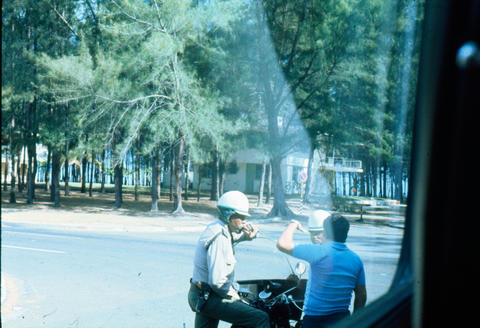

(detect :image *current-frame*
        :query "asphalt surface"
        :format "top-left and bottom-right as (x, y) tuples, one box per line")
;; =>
(1, 214), (403, 328)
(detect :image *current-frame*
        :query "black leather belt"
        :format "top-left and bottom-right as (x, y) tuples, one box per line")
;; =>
(190, 278), (206, 290)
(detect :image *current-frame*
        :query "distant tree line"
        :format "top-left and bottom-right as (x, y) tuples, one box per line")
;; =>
(1, 0), (424, 216)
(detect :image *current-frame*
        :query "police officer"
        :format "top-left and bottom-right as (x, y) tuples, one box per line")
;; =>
(188, 191), (269, 328)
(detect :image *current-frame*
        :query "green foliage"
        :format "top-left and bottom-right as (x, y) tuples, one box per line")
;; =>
(2, 0), (423, 201)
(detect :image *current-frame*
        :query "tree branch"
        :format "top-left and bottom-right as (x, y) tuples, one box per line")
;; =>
(45, 0), (79, 38)
(95, 94), (172, 104)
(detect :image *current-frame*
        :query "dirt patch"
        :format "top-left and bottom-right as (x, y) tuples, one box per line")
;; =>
(1, 187), (317, 232)
(1, 188), (220, 216)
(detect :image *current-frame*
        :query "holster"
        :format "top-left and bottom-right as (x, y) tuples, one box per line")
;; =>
(192, 280), (212, 313)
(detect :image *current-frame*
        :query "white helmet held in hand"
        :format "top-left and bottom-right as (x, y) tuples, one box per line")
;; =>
(308, 210), (331, 232)
(217, 191), (250, 218)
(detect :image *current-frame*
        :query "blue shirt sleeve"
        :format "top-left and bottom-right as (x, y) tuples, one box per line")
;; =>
(356, 262), (366, 286)
(292, 244), (327, 263)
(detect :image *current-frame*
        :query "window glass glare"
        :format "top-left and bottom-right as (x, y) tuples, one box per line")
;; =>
(214, 0), (424, 307)
(1, 0), (424, 326)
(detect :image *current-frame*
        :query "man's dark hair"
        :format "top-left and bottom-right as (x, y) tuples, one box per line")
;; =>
(324, 214), (350, 242)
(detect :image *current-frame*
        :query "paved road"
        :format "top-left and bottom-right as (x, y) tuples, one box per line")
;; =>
(1, 221), (403, 328)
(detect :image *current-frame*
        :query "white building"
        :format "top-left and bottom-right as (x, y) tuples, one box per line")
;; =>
(191, 148), (363, 195)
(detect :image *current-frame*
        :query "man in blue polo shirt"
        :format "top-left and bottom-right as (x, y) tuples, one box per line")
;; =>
(277, 210), (367, 328)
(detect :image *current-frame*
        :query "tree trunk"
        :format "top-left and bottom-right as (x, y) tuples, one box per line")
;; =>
(304, 147), (314, 203)
(398, 164), (404, 202)
(383, 162), (387, 198)
(44, 146), (51, 191)
(63, 104), (70, 195)
(16, 149), (21, 193)
(220, 160), (226, 196)
(9, 114), (16, 203)
(266, 162), (272, 204)
(258, 10), (293, 217)
(393, 160), (402, 200)
(366, 168), (371, 197)
(172, 136), (185, 214)
(151, 146), (161, 212)
(113, 131), (123, 208)
(360, 169), (366, 196)
(210, 149), (219, 201)
(88, 150), (94, 197)
(264, 106), (293, 216)
(3, 149), (8, 191)
(197, 165), (202, 202)
(81, 155), (87, 193)
(169, 147), (174, 201)
(26, 140), (35, 204)
(33, 142), (37, 198)
(257, 159), (267, 206)
(26, 102), (36, 204)
(113, 160), (123, 208)
(100, 148), (106, 193)
(184, 152), (190, 200)
(26, 95), (39, 203)
(268, 157), (294, 218)
(51, 150), (61, 207)
(9, 151), (16, 203)
(3, 149), (9, 192)
(64, 151), (70, 196)
(20, 146), (26, 192)
(134, 137), (140, 201)
(378, 165), (383, 198)
(134, 154), (139, 200)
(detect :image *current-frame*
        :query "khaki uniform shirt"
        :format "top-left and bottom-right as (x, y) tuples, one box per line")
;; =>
(192, 219), (240, 298)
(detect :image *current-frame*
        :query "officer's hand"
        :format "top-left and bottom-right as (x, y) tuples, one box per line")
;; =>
(242, 222), (259, 240)
(290, 220), (307, 233)
(223, 289), (241, 303)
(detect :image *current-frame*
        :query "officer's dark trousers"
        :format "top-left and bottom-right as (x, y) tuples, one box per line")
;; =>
(188, 283), (269, 328)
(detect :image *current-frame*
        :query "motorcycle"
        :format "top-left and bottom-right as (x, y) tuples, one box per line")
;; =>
(232, 262), (307, 328)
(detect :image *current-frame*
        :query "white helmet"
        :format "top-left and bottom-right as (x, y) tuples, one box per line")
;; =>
(217, 191), (250, 218)
(308, 210), (330, 232)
